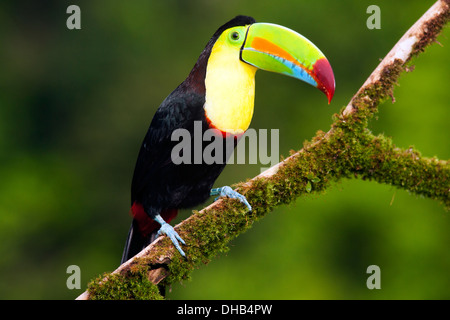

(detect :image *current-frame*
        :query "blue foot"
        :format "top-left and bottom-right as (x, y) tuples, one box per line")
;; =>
(210, 186), (252, 211)
(154, 214), (186, 257)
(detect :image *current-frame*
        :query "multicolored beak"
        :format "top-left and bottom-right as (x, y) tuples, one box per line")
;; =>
(240, 23), (335, 103)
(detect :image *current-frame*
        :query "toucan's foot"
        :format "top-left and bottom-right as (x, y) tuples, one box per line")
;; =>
(210, 186), (252, 211)
(154, 214), (186, 257)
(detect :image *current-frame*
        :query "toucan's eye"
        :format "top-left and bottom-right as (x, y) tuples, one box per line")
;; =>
(230, 31), (240, 41)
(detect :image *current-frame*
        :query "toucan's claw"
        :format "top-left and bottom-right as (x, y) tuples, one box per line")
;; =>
(155, 214), (186, 257)
(211, 186), (252, 211)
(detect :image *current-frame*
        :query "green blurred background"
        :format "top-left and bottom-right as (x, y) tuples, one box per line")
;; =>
(0, 0), (448, 299)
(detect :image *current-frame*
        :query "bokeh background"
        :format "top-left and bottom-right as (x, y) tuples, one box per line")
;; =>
(0, 0), (449, 299)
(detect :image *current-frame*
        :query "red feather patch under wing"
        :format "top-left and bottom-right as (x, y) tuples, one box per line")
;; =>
(130, 202), (178, 237)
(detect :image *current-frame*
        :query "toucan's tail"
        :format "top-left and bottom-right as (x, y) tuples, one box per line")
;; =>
(120, 219), (157, 264)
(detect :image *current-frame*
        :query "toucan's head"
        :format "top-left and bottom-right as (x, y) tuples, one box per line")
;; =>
(208, 15), (335, 102)
(197, 15), (335, 134)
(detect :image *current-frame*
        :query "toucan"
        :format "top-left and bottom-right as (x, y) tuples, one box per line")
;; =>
(121, 15), (335, 263)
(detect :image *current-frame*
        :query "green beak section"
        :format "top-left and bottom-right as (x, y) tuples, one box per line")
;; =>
(241, 23), (335, 103)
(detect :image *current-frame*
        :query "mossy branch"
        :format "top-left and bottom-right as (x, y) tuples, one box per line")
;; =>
(77, 0), (450, 300)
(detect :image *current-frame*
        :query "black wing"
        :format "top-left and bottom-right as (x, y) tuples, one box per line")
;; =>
(130, 90), (205, 205)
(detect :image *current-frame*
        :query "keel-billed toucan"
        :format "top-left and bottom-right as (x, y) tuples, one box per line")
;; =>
(121, 15), (335, 263)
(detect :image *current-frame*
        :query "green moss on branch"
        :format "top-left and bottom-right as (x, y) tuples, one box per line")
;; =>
(87, 269), (164, 300)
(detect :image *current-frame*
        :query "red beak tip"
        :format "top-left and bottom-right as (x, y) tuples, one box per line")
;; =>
(327, 87), (335, 104)
(313, 58), (335, 105)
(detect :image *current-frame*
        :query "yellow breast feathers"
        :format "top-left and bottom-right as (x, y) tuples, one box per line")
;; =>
(204, 28), (257, 135)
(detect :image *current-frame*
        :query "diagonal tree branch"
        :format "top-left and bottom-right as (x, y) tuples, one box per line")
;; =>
(77, 0), (450, 300)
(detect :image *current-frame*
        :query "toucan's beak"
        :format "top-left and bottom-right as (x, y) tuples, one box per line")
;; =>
(241, 23), (335, 103)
